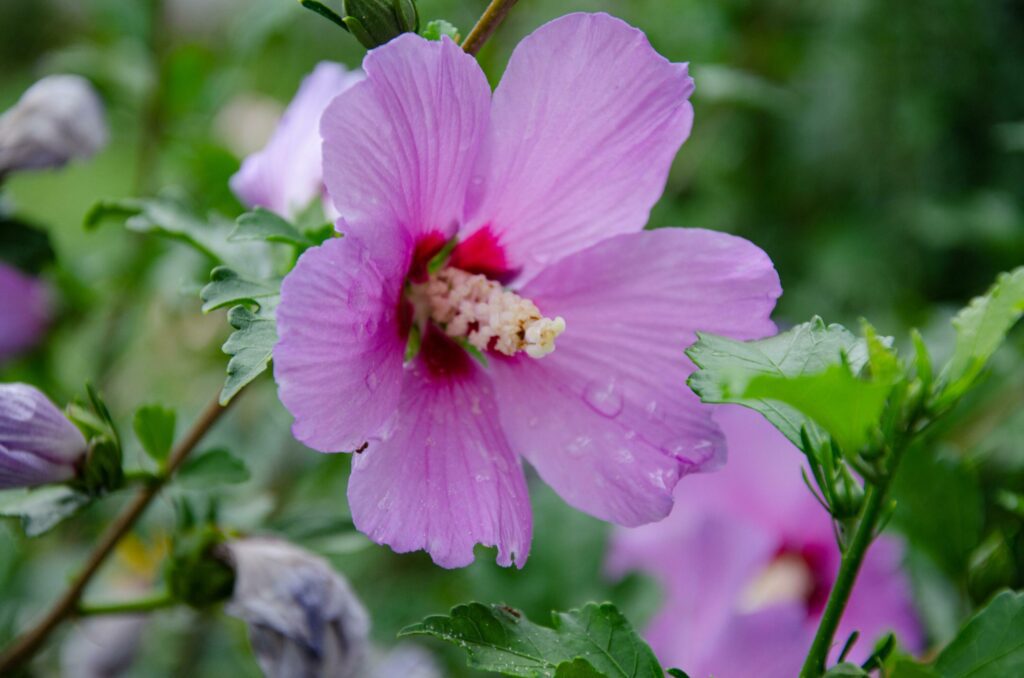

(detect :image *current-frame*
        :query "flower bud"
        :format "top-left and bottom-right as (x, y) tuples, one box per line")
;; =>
(0, 383), (87, 489)
(341, 0), (419, 49)
(220, 537), (370, 678)
(0, 75), (108, 177)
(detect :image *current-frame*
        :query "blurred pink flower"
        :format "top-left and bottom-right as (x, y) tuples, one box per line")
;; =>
(609, 406), (922, 678)
(230, 62), (363, 219)
(0, 262), (50, 364)
(273, 14), (781, 568)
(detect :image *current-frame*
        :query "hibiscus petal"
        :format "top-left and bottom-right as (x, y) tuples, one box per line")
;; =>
(347, 352), (532, 569)
(0, 443), (76, 489)
(0, 383), (86, 464)
(321, 35), (490, 243)
(231, 62), (361, 219)
(490, 228), (781, 525)
(274, 234), (408, 452)
(464, 12), (695, 282)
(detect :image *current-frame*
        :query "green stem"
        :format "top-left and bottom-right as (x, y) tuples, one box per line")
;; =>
(799, 482), (890, 677)
(76, 591), (176, 617)
(461, 0), (518, 56)
(122, 470), (160, 486)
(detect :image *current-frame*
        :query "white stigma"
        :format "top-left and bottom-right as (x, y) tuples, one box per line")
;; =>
(411, 268), (566, 359)
(736, 554), (814, 613)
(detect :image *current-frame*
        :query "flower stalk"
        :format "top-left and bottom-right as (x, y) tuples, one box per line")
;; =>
(76, 591), (177, 617)
(461, 0), (519, 55)
(0, 392), (235, 673)
(798, 481), (891, 677)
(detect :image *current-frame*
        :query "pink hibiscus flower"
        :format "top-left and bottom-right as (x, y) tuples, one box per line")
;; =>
(273, 13), (782, 568)
(609, 406), (922, 678)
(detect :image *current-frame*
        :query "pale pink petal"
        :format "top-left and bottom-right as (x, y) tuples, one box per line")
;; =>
(321, 35), (490, 243)
(0, 263), (50, 364)
(491, 228), (780, 525)
(696, 606), (809, 678)
(347, 350), (532, 568)
(231, 62), (361, 219)
(274, 233), (409, 452)
(463, 13), (695, 282)
(610, 511), (776, 673)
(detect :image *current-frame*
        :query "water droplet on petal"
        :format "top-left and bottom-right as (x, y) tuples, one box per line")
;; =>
(584, 379), (624, 418)
(567, 435), (592, 457)
(364, 372), (380, 391)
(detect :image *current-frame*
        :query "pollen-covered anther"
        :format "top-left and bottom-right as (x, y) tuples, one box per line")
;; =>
(411, 267), (566, 359)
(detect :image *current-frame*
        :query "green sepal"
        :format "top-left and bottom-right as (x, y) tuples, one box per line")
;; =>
(342, 15), (380, 49)
(165, 523), (235, 609)
(298, 0), (349, 30)
(421, 19), (459, 41)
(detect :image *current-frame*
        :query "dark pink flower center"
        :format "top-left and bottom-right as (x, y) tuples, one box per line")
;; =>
(401, 229), (564, 375)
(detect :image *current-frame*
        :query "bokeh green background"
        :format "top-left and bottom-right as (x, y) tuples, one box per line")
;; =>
(1, 0), (1023, 675)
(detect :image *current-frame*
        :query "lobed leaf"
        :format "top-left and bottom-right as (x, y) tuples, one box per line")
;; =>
(220, 306), (277, 404)
(86, 196), (227, 261)
(200, 266), (280, 313)
(937, 267), (1024, 406)
(0, 486), (92, 537)
(686, 317), (874, 452)
(229, 208), (312, 248)
(400, 602), (663, 677)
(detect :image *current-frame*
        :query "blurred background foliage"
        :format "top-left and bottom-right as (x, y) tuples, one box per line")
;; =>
(0, 0), (1022, 675)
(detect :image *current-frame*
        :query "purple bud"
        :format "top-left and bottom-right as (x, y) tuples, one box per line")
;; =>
(0, 75), (108, 177)
(0, 383), (87, 489)
(220, 538), (370, 678)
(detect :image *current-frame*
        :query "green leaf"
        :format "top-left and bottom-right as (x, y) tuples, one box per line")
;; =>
(229, 208), (312, 248)
(938, 267), (1024, 405)
(133, 405), (176, 464)
(0, 217), (55, 274)
(177, 448), (250, 489)
(553, 658), (603, 677)
(743, 364), (890, 452)
(220, 305), (277, 405)
(890, 659), (939, 678)
(666, 671), (691, 678)
(421, 19), (459, 41)
(0, 487), (92, 537)
(891, 445), (983, 578)
(687, 317), (871, 451)
(399, 602), (663, 677)
(200, 266), (279, 313)
(934, 590), (1024, 677)
(85, 196), (225, 261)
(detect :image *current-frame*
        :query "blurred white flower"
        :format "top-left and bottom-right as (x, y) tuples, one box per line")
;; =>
(220, 537), (370, 678)
(214, 94), (285, 158)
(371, 643), (443, 678)
(60, 615), (145, 678)
(0, 74), (108, 177)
